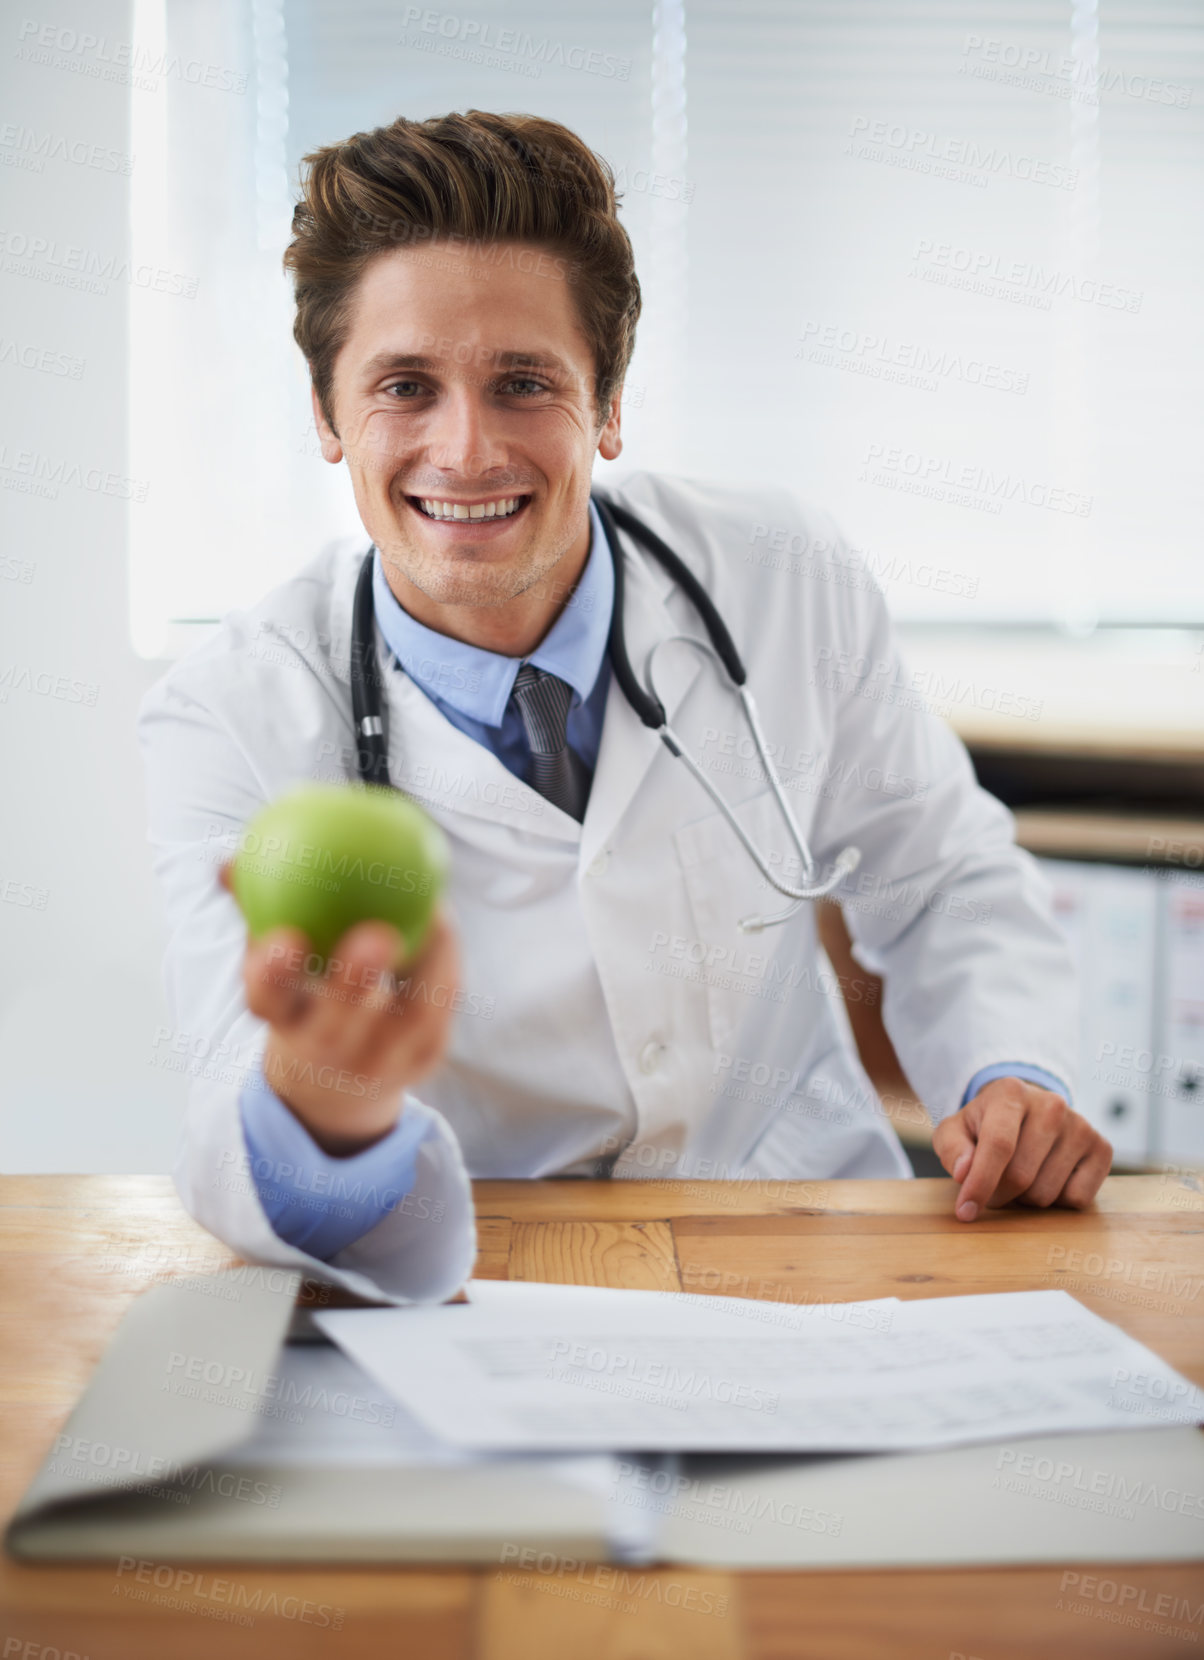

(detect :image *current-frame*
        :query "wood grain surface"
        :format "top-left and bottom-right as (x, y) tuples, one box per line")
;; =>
(1, 1173), (1201, 1659)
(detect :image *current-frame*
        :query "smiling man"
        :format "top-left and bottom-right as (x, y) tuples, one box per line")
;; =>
(307, 229), (619, 657)
(138, 110), (1109, 1303)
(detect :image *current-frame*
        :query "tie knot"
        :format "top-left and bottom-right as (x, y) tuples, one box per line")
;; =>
(511, 663), (574, 757)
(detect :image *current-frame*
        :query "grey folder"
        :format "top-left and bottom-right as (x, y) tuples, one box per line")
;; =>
(7, 1272), (1204, 1567)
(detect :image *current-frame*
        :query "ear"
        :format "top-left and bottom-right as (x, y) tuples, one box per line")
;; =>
(311, 384), (344, 464)
(596, 387), (623, 462)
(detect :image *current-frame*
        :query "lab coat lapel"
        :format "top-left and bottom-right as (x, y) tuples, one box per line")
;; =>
(579, 533), (702, 870)
(380, 647), (580, 843)
(328, 525), (702, 851)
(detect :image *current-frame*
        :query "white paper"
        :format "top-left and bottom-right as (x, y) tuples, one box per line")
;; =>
(219, 1339), (616, 1496)
(315, 1282), (1204, 1454)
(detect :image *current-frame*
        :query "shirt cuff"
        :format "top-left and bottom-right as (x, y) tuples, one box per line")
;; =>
(961, 1063), (1072, 1109)
(238, 1062), (433, 1260)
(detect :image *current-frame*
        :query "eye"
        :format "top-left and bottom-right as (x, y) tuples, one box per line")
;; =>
(501, 376), (550, 397)
(385, 379), (427, 399)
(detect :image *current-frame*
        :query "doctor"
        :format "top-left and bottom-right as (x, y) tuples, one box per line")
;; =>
(138, 110), (1110, 1306)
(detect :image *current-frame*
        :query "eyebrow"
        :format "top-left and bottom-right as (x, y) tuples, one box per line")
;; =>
(361, 349), (572, 377)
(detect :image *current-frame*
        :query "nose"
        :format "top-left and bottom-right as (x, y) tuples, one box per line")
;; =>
(425, 379), (511, 484)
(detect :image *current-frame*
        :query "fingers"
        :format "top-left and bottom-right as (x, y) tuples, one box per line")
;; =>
(932, 1114), (976, 1185)
(269, 910), (459, 1085)
(984, 1093), (1068, 1208)
(951, 1094), (1025, 1221)
(243, 926), (314, 1028)
(302, 920), (407, 1058)
(941, 1078), (1113, 1223)
(1056, 1134), (1113, 1209)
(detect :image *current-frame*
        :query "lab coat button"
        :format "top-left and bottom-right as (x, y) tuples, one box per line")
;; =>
(639, 1041), (663, 1075)
(587, 850), (609, 878)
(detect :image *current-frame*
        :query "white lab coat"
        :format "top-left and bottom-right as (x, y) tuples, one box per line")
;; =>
(138, 470), (1077, 1303)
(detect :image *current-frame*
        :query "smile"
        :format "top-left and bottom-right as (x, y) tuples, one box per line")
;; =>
(411, 496), (528, 522)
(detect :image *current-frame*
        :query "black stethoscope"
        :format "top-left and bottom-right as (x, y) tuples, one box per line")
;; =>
(350, 492), (860, 929)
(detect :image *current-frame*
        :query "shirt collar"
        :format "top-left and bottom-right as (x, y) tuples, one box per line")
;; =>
(371, 496), (614, 728)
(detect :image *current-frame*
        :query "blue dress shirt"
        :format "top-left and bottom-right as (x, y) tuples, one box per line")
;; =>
(961, 1062), (1068, 1109)
(239, 500), (614, 1257)
(240, 497), (1069, 1258)
(369, 497), (613, 775)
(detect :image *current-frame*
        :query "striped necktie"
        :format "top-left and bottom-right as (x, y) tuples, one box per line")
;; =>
(509, 663), (590, 822)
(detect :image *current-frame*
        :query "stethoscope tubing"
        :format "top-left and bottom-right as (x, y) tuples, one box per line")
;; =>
(349, 493), (860, 928)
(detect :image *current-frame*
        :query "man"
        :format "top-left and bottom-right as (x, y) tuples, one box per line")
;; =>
(138, 110), (1110, 1304)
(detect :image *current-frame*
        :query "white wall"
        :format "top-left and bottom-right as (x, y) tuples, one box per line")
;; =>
(0, 0), (188, 1171)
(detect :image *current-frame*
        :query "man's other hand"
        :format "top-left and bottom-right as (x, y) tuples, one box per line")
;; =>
(932, 1077), (1112, 1222)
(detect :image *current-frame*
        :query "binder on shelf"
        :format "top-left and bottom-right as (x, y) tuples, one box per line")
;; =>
(1157, 876), (1204, 1165)
(1040, 858), (1157, 1165)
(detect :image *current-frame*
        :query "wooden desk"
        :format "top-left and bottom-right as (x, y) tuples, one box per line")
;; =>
(1, 1174), (1201, 1659)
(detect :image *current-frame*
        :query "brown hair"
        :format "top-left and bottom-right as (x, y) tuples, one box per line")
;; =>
(283, 110), (642, 433)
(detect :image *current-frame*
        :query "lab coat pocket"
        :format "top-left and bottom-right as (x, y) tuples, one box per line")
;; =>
(672, 789), (812, 1055)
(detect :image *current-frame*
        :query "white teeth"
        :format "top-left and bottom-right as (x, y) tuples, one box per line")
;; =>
(417, 497), (523, 521)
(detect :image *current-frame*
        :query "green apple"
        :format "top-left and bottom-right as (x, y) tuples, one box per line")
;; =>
(229, 783), (449, 971)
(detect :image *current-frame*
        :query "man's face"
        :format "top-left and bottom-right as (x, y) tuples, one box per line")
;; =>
(313, 238), (622, 616)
